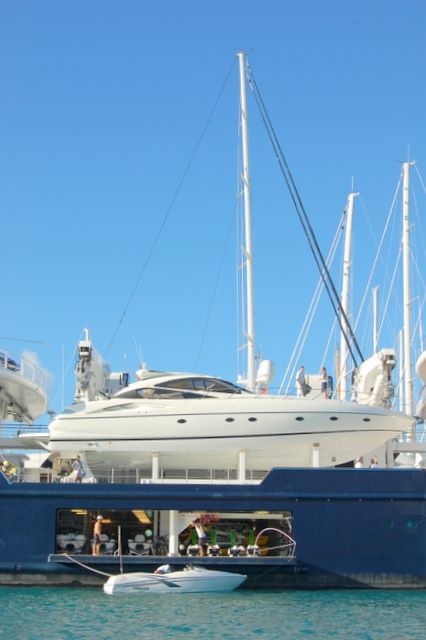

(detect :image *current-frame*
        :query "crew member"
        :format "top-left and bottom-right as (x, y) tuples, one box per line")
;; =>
(92, 515), (103, 555)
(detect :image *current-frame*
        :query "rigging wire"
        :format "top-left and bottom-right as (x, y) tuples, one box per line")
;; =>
(415, 163), (426, 196)
(377, 246), (402, 341)
(279, 208), (346, 394)
(353, 178), (402, 338)
(194, 207), (236, 372)
(105, 59), (237, 356)
(0, 336), (44, 344)
(245, 60), (364, 368)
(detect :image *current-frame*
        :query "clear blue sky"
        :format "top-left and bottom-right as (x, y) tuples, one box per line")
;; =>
(0, 0), (425, 419)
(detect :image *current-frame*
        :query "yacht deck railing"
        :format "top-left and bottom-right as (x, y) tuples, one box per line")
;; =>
(0, 348), (45, 388)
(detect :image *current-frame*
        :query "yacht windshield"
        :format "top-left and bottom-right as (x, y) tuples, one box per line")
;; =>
(160, 377), (248, 394)
(114, 377), (249, 399)
(114, 388), (208, 400)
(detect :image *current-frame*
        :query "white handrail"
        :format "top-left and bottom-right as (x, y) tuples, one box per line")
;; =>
(0, 348), (45, 387)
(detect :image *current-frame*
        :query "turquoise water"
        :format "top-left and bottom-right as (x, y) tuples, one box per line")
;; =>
(1, 587), (426, 639)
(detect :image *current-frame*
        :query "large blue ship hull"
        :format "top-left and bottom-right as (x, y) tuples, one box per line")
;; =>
(1, 467), (425, 588)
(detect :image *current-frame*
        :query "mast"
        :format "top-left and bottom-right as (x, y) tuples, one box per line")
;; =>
(372, 286), (379, 354)
(335, 345), (341, 400)
(399, 329), (404, 413)
(340, 191), (358, 400)
(402, 161), (414, 415)
(237, 51), (256, 391)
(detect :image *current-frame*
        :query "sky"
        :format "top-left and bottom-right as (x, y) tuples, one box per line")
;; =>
(0, 0), (425, 421)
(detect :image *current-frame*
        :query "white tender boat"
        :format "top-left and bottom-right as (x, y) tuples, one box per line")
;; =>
(103, 565), (247, 595)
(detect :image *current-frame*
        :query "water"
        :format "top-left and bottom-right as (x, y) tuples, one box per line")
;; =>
(1, 587), (426, 639)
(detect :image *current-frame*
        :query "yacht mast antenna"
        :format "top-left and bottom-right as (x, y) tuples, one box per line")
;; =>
(237, 51), (256, 391)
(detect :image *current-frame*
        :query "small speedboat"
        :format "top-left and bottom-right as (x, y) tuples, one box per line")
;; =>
(103, 564), (247, 595)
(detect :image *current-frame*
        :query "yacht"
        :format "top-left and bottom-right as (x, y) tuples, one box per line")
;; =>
(2, 53), (426, 591)
(47, 365), (412, 472)
(45, 51), (415, 475)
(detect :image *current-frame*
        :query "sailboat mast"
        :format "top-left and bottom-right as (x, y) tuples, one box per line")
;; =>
(402, 161), (414, 415)
(340, 191), (358, 399)
(237, 51), (256, 391)
(372, 286), (379, 354)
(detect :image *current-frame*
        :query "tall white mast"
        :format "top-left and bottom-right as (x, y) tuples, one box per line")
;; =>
(399, 328), (404, 413)
(237, 51), (255, 391)
(402, 161), (415, 415)
(372, 286), (379, 354)
(340, 191), (358, 399)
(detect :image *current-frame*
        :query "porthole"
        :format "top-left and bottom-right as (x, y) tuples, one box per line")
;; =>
(407, 520), (417, 530)
(329, 416), (338, 421)
(295, 416), (304, 421)
(225, 417), (235, 422)
(363, 418), (371, 422)
(177, 419), (186, 424)
(248, 417), (257, 422)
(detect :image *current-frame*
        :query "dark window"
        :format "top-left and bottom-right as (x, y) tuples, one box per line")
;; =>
(160, 377), (248, 395)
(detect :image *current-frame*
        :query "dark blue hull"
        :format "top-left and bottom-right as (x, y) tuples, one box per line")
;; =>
(1, 467), (425, 588)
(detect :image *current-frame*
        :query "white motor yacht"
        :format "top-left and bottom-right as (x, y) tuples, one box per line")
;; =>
(47, 369), (412, 470)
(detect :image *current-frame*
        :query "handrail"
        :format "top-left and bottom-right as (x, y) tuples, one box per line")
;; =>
(0, 348), (45, 388)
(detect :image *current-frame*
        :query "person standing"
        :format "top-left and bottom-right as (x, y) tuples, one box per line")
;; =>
(92, 515), (103, 555)
(320, 367), (328, 399)
(71, 455), (85, 483)
(295, 366), (306, 397)
(191, 518), (207, 556)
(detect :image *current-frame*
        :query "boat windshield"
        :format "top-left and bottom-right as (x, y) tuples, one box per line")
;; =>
(160, 377), (248, 394)
(115, 377), (250, 399)
(115, 388), (209, 400)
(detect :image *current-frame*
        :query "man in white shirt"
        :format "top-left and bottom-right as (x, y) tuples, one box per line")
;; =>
(295, 366), (306, 397)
